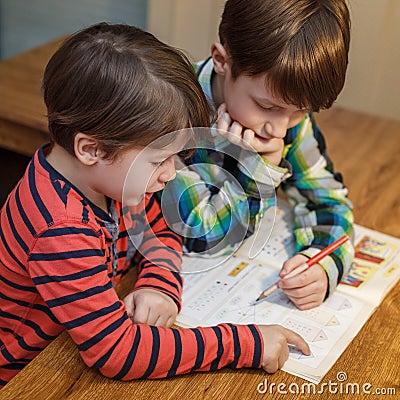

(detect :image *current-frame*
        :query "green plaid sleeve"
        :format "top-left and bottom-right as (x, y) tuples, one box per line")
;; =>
(282, 113), (354, 297)
(159, 143), (290, 255)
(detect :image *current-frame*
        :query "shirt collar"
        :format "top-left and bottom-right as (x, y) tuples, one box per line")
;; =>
(196, 57), (217, 113)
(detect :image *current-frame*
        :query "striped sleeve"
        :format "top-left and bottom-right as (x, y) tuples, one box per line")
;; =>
(28, 221), (263, 380)
(132, 195), (184, 310)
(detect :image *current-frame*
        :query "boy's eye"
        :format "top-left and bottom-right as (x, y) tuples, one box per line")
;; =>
(255, 101), (274, 111)
(151, 161), (163, 167)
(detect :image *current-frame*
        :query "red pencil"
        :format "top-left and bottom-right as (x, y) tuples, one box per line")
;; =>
(254, 235), (350, 303)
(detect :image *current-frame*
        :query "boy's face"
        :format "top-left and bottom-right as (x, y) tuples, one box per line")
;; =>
(94, 143), (179, 206)
(212, 43), (308, 142)
(221, 69), (308, 141)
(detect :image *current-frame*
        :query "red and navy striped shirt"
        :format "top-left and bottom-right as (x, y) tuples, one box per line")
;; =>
(0, 145), (263, 387)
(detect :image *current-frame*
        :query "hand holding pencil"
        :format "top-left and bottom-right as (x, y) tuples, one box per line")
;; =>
(255, 235), (350, 306)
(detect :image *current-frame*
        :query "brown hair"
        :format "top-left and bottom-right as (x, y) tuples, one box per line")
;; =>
(219, 0), (351, 111)
(42, 23), (210, 158)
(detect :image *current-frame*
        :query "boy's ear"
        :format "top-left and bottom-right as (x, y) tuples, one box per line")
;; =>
(74, 133), (104, 166)
(211, 42), (229, 76)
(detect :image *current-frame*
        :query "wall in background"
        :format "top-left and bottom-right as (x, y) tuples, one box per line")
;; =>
(336, 0), (400, 121)
(147, 0), (400, 122)
(0, 0), (147, 60)
(147, 0), (225, 61)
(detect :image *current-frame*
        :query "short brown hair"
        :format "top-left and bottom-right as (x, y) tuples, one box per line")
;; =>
(43, 23), (210, 158)
(219, 0), (351, 111)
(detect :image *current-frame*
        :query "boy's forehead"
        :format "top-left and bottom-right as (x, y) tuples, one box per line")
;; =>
(147, 129), (195, 155)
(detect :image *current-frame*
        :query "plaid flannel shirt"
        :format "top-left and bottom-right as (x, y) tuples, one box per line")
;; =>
(165, 58), (354, 297)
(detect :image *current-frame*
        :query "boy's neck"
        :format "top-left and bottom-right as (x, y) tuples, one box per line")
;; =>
(211, 71), (225, 110)
(45, 144), (108, 211)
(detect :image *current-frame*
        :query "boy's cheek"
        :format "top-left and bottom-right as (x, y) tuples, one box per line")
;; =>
(288, 112), (308, 129)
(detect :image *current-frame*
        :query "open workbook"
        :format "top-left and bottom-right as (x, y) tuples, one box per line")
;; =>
(175, 200), (400, 384)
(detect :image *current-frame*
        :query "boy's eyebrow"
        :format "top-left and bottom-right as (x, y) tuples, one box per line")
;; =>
(155, 151), (178, 161)
(154, 146), (185, 160)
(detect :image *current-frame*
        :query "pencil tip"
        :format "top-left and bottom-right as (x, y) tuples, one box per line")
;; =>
(253, 295), (264, 304)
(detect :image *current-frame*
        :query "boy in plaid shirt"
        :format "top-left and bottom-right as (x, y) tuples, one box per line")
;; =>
(166, 0), (354, 310)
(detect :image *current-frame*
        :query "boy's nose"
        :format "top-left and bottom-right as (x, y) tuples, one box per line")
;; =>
(159, 157), (176, 183)
(166, 169), (177, 182)
(264, 118), (289, 139)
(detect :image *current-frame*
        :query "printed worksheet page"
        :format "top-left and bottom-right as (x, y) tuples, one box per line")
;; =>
(177, 255), (374, 384)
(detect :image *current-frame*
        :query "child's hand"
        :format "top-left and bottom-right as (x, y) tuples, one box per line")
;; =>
(123, 289), (178, 327)
(216, 103), (284, 165)
(257, 325), (310, 373)
(279, 254), (328, 310)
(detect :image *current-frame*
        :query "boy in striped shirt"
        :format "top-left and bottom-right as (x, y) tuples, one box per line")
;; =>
(0, 23), (309, 388)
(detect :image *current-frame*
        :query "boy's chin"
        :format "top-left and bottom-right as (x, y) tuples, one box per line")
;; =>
(123, 196), (144, 206)
(123, 193), (153, 206)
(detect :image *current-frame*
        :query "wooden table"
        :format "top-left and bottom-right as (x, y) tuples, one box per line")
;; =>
(1, 35), (400, 399)
(0, 38), (63, 156)
(1, 107), (399, 399)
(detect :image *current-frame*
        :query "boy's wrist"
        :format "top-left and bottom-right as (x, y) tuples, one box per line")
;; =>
(131, 285), (182, 312)
(259, 152), (282, 166)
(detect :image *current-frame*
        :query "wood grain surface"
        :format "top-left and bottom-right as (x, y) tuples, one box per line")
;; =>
(0, 39), (62, 156)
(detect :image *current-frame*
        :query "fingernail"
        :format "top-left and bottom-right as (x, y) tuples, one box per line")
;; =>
(221, 112), (230, 122)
